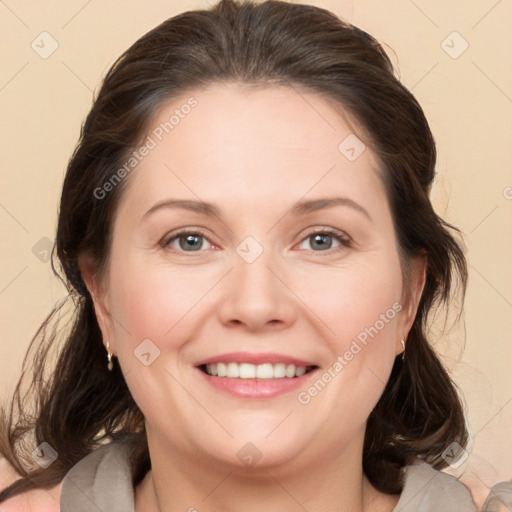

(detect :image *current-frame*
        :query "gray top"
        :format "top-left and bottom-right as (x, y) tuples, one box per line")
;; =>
(60, 435), (477, 511)
(481, 479), (512, 511)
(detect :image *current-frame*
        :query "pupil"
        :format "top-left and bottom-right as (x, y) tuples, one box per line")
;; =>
(180, 234), (202, 251)
(312, 234), (332, 250)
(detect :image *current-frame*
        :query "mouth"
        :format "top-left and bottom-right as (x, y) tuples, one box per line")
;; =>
(194, 353), (319, 399)
(198, 362), (317, 379)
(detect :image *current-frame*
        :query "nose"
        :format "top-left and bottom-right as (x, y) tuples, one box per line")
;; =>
(216, 247), (297, 332)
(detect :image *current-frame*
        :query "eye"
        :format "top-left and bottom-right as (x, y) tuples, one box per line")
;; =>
(162, 229), (214, 253)
(297, 228), (352, 253)
(161, 227), (352, 255)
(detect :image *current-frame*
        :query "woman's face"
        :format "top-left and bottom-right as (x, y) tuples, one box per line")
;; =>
(87, 83), (424, 471)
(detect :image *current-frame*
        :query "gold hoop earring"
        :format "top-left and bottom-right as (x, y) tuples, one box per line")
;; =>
(400, 339), (406, 361)
(106, 341), (114, 371)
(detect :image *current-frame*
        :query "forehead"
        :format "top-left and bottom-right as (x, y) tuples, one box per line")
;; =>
(116, 83), (386, 222)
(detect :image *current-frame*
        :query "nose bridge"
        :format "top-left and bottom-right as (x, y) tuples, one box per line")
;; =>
(234, 236), (280, 304)
(217, 235), (295, 329)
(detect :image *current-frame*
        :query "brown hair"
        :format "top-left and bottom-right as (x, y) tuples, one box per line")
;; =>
(0, 0), (468, 501)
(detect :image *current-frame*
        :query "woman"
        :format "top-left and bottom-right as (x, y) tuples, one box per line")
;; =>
(0, 0), (477, 510)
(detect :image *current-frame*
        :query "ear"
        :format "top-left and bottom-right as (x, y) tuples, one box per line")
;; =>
(78, 253), (115, 353)
(396, 252), (427, 354)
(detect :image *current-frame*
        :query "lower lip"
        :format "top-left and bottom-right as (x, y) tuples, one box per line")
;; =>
(197, 368), (317, 399)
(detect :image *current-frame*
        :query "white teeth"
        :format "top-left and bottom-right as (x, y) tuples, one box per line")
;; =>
(217, 363), (227, 377)
(256, 363), (273, 379)
(285, 364), (296, 378)
(204, 362), (313, 379)
(226, 362), (239, 378)
(273, 363), (286, 378)
(295, 366), (307, 377)
(239, 363), (256, 379)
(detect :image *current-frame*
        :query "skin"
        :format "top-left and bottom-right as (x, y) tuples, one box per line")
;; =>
(81, 83), (426, 512)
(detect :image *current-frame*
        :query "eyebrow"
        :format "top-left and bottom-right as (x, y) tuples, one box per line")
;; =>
(142, 197), (371, 221)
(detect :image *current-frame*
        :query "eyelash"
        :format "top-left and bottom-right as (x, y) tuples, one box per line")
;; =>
(161, 227), (352, 255)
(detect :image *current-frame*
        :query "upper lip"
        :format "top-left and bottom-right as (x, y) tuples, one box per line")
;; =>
(194, 352), (317, 367)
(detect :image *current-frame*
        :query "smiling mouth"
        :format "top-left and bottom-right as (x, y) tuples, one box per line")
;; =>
(199, 362), (317, 379)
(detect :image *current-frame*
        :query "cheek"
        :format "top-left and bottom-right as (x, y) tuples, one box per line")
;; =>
(105, 256), (212, 427)
(107, 253), (221, 351)
(310, 261), (402, 399)
(296, 256), (403, 409)
(287, 265), (403, 451)
(298, 256), (403, 348)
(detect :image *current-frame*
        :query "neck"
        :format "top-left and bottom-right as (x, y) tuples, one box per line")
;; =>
(135, 430), (399, 512)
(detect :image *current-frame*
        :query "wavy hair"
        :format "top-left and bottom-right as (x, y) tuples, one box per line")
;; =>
(0, 0), (468, 501)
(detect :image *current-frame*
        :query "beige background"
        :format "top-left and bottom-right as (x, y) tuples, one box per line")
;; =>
(1, 0), (511, 507)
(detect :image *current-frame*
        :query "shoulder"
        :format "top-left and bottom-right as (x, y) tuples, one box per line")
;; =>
(481, 479), (512, 512)
(0, 458), (61, 512)
(1, 435), (141, 512)
(60, 435), (137, 512)
(0, 486), (61, 512)
(62, 433), (140, 486)
(395, 459), (477, 512)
